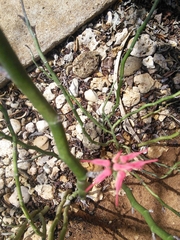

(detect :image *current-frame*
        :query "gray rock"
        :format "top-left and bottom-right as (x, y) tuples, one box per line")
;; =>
(0, 0), (116, 88)
(9, 186), (30, 207)
(128, 34), (156, 57)
(124, 56), (142, 77)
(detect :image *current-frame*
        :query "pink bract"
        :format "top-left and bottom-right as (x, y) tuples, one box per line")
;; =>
(81, 150), (158, 206)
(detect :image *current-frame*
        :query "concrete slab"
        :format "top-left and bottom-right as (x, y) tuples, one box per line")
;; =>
(0, 0), (117, 87)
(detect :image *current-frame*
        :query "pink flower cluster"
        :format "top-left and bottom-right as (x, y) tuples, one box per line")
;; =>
(81, 150), (157, 206)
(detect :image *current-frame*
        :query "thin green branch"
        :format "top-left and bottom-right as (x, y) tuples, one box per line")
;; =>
(19, 0), (109, 147)
(138, 131), (180, 147)
(111, 0), (161, 116)
(0, 103), (44, 236)
(0, 28), (87, 196)
(58, 203), (70, 240)
(48, 190), (70, 240)
(132, 172), (180, 217)
(122, 183), (174, 240)
(13, 206), (49, 240)
(0, 131), (59, 159)
(113, 91), (180, 130)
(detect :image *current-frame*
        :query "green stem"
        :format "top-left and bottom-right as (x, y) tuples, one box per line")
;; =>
(48, 190), (70, 240)
(58, 203), (70, 240)
(132, 172), (180, 217)
(122, 183), (174, 240)
(0, 131), (59, 159)
(138, 131), (180, 147)
(0, 29), (87, 196)
(19, 0), (109, 147)
(13, 206), (49, 240)
(0, 103), (44, 236)
(111, 0), (161, 116)
(113, 91), (180, 130)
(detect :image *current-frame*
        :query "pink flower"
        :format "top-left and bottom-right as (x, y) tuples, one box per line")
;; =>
(81, 150), (157, 206)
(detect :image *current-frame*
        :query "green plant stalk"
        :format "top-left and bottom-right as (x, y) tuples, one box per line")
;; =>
(13, 206), (49, 240)
(132, 172), (180, 217)
(0, 29), (87, 196)
(0, 131), (59, 158)
(122, 184), (174, 240)
(111, 0), (161, 116)
(138, 131), (180, 147)
(48, 190), (70, 240)
(38, 213), (47, 240)
(0, 104), (44, 237)
(112, 91), (180, 130)
(19, 0), (110, 147)
(158, 161), (180, 179)
(58, 203), (70, 240)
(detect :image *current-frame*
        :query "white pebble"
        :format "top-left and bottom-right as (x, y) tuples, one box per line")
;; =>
(35, 185), (54, 200)
(5, 165), (13, 178)
(25, 122), (35, 133)
(10, 119), (21, 134)
(55, 94), (66, 109)
(134, 73), (155, 93)
(43, 87), (55, 102)
(17, 161), (30, 170)
(0, 179), (4, 190)
(36, 120), (49, 132)
(84, 89), (98, 102)
(128, 34), (156, 57)
(142, 56), (155, 69)
(96, 101), (114, 115)
(9, 186), (30, 207)
(122, 87), (140, 107)
(69, 78), (79, 97)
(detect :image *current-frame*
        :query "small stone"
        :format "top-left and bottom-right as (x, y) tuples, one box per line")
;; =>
(10, 119), (21, 134)
(25, 122), (35, 133)
(122, 87), (140, 107)
(36, 156), (49, 166)
(9, 186), (30, 207)
(173, 73), (180, 85)
(0, 139), (12, 157)
(77, 28), (99, 51)
(43, 164), (51, 174)
(147, 146), (168, 159)
(90, 76), (110, 90)
(43, 85), (56, 102)
(5, 165), (13, 178)
(0, 168), (4, 177)
(169, 121), (176, 130)
(128, 34), (156, 57)
(37, 173), (48, 184)
(50, 166), (59, 179)
(55, 94), (66, 109)
(33, 136), (49, 150)
(134, 73), (155, 93)
(27, 164), (37, 176)
(0, 179), (4, 190)
(114, 28), (128, 46)
(96, 101), (114, 115)
(18, 149), (29, 159)
(17, 161), (30, 170)
(158, 109), (169, 122)
(61, 103), (72, 114)
(36, 120), (49, 132)
(84, 89), (98, 102)
(142, 56), (155, 69)
(72, 51), (100, 78)
(154, 53), (169, 70)
(69, 78), (79, 97)
(124, 56), (142, 77)
(35, 185), (54, 200)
